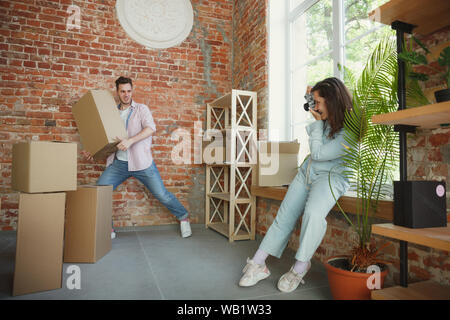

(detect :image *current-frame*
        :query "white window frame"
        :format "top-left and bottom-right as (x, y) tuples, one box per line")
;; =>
(287, 0), (385, 142)
(274, 0), (393, 198)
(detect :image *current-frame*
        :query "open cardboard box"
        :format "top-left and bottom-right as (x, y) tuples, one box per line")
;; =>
(257, 140), (300, 186)
(72, 90), (127, 161)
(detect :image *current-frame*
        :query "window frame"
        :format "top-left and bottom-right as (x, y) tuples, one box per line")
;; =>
(285, 0), (395, 199)
(287, 0), (385, 141)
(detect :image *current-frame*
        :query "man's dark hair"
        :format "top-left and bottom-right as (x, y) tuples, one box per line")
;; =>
(115, 76), (133, 90)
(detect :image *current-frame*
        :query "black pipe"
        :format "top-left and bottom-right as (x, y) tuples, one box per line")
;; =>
(392, 20), (415, 288)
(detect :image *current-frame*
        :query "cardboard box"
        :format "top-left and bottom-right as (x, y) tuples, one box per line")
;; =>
(257, 140), (300, 186)
(72, 90), (127, 160)
(13, 192), (66, 296)
(64, 185), (113, 263)
(12, 141), (77, 193)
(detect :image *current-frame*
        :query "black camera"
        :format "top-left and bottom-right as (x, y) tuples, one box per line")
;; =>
(303, 93), (315, 111)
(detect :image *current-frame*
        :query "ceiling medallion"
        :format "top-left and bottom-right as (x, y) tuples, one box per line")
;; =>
(116, 0), (194, 49)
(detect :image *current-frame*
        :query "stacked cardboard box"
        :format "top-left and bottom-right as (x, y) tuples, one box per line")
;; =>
(64, 185), (113, 263)
(12, 141), (77, 296)
(11, 90), (121, 296)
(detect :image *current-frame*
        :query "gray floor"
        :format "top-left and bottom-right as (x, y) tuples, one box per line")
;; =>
(0, 224), (332, 300)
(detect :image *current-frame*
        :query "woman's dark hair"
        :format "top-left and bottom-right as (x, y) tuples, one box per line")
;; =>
(115, 76), (133, 90)
(311, 77), (353, 139)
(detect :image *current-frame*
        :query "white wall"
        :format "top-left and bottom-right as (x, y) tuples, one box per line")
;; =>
(268, 0), (289, 141)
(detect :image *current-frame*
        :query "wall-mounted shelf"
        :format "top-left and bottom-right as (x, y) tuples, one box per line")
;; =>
(371, 223), (450, 300)
(371, 280), (450, 300)
(371, 101), (450, 129)
(368, 0), (450, 35)
(368, 0), (450, 294)
(372, 223), (450, 252)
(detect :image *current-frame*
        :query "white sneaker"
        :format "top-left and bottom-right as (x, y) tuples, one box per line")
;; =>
(277, 262), (311, 293)
(239, 258), (271, 287)
(180, 220), (192, 238)
(111, 230), (116, 239)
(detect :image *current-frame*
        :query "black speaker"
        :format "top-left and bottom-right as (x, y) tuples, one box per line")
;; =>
(394, 181), (447, 228)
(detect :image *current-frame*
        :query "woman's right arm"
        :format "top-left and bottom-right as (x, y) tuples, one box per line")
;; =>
(306, 121), (347, 161)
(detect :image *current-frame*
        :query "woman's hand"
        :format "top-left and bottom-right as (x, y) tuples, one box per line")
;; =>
(306, 86), (312, 94)
(310, 108), (322, 121)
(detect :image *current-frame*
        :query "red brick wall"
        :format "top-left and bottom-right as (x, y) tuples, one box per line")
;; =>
(232, 0), (268, 131)
(0, 0), (233, 230)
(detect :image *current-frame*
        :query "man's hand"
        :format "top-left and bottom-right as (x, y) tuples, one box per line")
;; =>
(81, 150), (94, 161)
(116, 137), (134, 151)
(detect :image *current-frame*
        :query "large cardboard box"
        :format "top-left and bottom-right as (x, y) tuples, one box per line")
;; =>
(64, 185), (113, 263)
(72, 90), (127, 160)
(12, 141), (77, 193)
(257, 140), (300, 186)
(13, 192), (66, 296)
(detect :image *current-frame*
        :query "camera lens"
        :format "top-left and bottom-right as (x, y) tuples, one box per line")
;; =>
(303, 103), (310, 111)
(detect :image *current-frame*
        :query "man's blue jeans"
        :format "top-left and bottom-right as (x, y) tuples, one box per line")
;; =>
(97, 159), (189, 221)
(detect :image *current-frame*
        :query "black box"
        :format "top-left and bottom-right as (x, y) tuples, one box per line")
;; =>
(394, 181), (447, 228)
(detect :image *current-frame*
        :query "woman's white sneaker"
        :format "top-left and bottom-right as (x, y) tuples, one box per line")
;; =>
(277, 262), (311, 293)
(239, 258), (270, 287)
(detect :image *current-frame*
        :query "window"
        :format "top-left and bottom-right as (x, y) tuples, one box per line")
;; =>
(286, 0), (393, 163)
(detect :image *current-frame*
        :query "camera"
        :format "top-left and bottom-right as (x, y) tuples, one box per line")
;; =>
(303, 93), (315, 111)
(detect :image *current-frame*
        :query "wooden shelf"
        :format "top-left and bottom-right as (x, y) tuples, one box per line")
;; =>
(371, 101), (450, 129)
(371, 280), (450, 300)
(207, 192), (251, 204)
(207, 222), (251, 241)
(368, 0), (450, 35)
(371, 224), (450, 300)
(251, 186), (394, 221)
(372, 223), (450, 252)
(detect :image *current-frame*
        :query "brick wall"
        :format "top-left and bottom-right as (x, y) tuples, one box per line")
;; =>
(232, 0), (268, 132)
(0, 0), (233, 230)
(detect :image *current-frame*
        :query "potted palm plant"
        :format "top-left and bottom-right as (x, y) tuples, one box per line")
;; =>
(324, 36), (400, 300)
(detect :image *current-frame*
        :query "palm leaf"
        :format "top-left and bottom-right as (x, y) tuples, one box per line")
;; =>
(329, 36), (399, 248)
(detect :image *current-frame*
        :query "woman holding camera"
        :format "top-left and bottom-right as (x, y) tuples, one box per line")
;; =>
(239, 77), (353, 293)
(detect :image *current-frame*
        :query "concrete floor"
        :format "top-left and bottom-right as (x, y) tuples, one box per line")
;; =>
(0, 224), (332, 300)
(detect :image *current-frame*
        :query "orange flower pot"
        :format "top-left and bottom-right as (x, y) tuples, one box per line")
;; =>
(325, 256), (388, 300)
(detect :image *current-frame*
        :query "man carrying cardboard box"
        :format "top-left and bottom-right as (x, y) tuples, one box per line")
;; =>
(82, 76), (192, 239)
